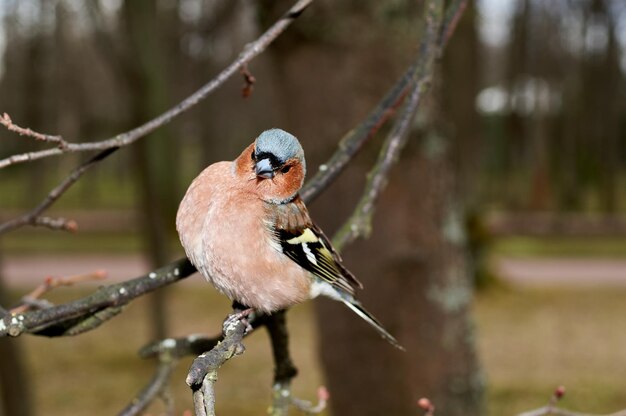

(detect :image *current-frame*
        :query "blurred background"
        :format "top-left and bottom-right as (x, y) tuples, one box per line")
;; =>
(0, 0), (625, 415)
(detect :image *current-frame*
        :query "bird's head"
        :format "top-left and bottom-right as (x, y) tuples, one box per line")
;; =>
(235, 129), (306, 203)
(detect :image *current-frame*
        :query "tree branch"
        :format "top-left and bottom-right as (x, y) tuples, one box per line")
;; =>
(0, 258), (195, 337)
(0, 112), (67, 148)
(333, 0), (444, 250)
(517, 387), (626, 416)
(10, 270), (107, 314)
(0, 0), (313, 170)
(266, 310), (299, 416)
(117, 350), (177, 416)
(0, 147), (118, 235)
(438, 0), (468, 51)
(518, 408), (626, 416)
(189, 315), (249, 416)
(0, 0), (465, 340)
(300, 0), (465, 204)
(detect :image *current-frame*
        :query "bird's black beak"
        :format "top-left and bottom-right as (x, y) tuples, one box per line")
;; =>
(255, 158), (275, 179)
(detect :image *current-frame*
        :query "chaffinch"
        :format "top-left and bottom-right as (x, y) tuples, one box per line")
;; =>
(176, 129), (402, 349)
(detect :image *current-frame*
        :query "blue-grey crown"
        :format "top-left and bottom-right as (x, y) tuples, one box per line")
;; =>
(254, 129), (306, 172)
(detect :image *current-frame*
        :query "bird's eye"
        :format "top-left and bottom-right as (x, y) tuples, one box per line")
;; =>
(281, 165), (291, 174)
(251, 151), (256, 161)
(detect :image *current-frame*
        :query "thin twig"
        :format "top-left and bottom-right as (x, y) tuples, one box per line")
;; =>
(517, 387), (626, 416)
(291, 387), (329, 414)
(189, 315), (248, 416)
(118, 361), (177, 416)
(240, 65), (256, 98)
(32, 216), (78, 232)
(518, 408), (626, 416)
(438, 0), (468, 51)
(1, 112), (68, 148)
(0, 0), (313, 170)
(118, 340), (178, 416)
(0, 147), (119, 235)
(10, 270), (107, 314)
(333, 0), (444, 251)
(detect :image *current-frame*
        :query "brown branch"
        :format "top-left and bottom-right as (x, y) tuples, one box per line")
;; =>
(0, 147), (118, 235)
(0, 258), (195, 337)
(0, 0), (313, 170)
(266, 310), (299, 416)
(1, 112), (68, 148)
(240, 65), (257, 98)
(10, 270), (107, 314)
(438, 0), (468, 51)
(119, 314), (268, 414)
(189, 314), (249, 416)
(0, 0), (465, 340)
(290, 387), (329, 414)
(333, 0), (444, 251)
(299, 0), (465, 204)
(32, 216), (78, 233)
(518, 408), (626, 416)
(117, 340), (178, 416)
(518, 387), (626, 416)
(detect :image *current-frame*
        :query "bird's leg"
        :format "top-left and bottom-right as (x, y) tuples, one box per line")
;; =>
(225, 302), (256, 334)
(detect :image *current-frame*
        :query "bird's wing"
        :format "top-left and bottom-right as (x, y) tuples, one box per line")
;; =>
(268, 197), (363, 296)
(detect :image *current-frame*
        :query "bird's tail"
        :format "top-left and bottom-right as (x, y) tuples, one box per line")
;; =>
(342, 299), (405, 351)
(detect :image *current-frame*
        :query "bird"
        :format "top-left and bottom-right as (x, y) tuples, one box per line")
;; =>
(176, 128), (403, 349)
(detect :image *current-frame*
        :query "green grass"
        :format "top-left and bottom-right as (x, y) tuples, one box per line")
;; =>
(0, 172), (139, 210)
(476, 287), (626, 415)
(491, 236), (626, 259)
(2, 231), (145, 254)
(5, 284), (626, 415)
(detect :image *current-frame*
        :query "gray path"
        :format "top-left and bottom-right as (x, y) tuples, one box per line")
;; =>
(3, 254), (626, 287)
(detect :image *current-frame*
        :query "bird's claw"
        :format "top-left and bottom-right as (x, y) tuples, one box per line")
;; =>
(223, 308), (255, 335)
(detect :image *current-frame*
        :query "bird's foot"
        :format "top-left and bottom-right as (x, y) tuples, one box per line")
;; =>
(223, 308), (255, 335)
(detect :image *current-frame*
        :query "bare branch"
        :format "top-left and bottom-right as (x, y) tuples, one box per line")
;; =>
(0, 0), (466, 343)
(0, 0), (313, 170)
(32, 216), (78, 233)
(266, 310), (298, 415)
(300, 0), (465, 204)
(438, 0), (468, 51)
(0, 147), (119, 235)
(118, 340), (178, 416)
(240, 65), (257, 98)
(189, 315), (248, 416)
(290, 387), (329, 414)
(299, 68), (411, 204)
(518, 408), (626, 416)
(333, 0), (444, 250)
(518, 387), (626, 416)
(10, 270), (107, 314)
(0, 258), (195, 337)
(1, 112), (68, 148)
